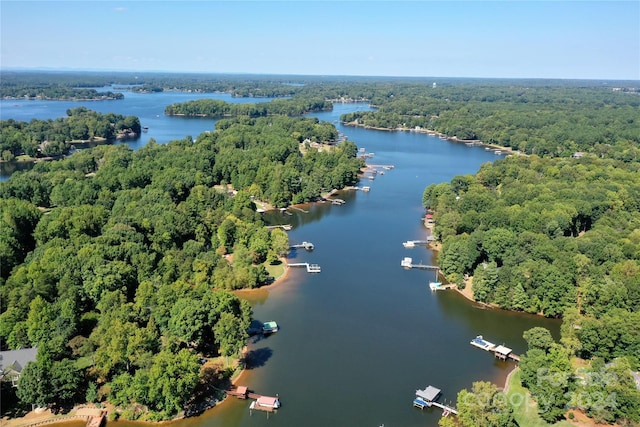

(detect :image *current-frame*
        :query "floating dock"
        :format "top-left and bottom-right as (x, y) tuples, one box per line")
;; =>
(413, 385), (458, 415)
(366, 164), (395, 170)
(400, 257), (439, 270)
(403, 240), (429, 248)
(287, 262), (321, 273)
(290, 241), (314, 251)
(470, 335), (520, 362)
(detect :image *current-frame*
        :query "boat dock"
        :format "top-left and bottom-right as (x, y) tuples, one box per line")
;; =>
(290, 241), (314, 251)
(249, 395), (281, 416)
(413, 385), (458, 415)
(266, 224), (292, 231)
(430, 283), (456, 291)
(227, 387), (281, 416)
(287, 262), (321, 273)
(402, 240), (430, 248)
(470, 335), (520, 362)
(366, 164), (395, 170)
(400, 257), (439, 270)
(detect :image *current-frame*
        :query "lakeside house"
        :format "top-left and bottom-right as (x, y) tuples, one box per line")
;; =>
(0, 347), (38, 387)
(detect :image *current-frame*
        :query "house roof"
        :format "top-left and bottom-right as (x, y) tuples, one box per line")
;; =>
(416, 385), (441, 402)
(0, 347), (38, 376)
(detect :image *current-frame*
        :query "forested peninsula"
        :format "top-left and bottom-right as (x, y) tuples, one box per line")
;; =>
(0, 111), (362, 419)
(1, 107), (141, 161)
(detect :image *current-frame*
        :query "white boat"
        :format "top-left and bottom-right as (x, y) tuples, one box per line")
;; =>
(470, 335), (496, 350)
(403, 241), (416, 248)
(429, 281), (442, 291)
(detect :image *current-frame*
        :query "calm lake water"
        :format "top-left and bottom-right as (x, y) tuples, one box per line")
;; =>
(1, 93), (561, 427)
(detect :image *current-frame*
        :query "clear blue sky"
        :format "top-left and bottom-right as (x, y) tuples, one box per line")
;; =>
(1, 1), (639, 80)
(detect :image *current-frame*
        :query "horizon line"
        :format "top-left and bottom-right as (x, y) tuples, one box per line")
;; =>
(1, 67), (639, 83)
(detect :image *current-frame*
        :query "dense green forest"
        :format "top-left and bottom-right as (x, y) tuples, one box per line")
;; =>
(342, 85), (640, 160)
(0, 107), (141, 160)
(0, 112), (362, 418)
(2, 72), (640, 425)
(164, 97), (333, 118)
(424, 155), (640, 425)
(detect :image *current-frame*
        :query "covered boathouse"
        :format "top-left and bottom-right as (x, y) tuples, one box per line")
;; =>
(413, 385), (441, 409)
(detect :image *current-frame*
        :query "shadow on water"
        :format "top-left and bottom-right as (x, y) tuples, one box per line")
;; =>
(243, 347), (273, 370)
(261, 189), (358, 229)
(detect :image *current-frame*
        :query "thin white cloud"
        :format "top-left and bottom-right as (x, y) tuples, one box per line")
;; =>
(114, 7), (127, 12)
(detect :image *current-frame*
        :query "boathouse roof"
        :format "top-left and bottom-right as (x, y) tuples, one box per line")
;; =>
(237, 386), (248, 395)
(416, 385), (441, 402)
(493, 345), (512, 355)
(257, 396), (279, 407)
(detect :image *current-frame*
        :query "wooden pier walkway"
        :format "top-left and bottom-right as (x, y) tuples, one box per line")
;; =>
(431, 401), (459, 415)
(287, 262), (321, 273)
(401, 257), (439, 270)
(266, 224), (292, 231)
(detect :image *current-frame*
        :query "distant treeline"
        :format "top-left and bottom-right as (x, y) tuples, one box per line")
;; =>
(164, 97), (332, 118)
(0, 71), (128, 100)
(0, 107), (141, 160)
(341, 85), (640, 160)
(0, 86), (124, 101)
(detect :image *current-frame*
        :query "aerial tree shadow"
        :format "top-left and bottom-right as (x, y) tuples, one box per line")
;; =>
(243, 347), (273, 370)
